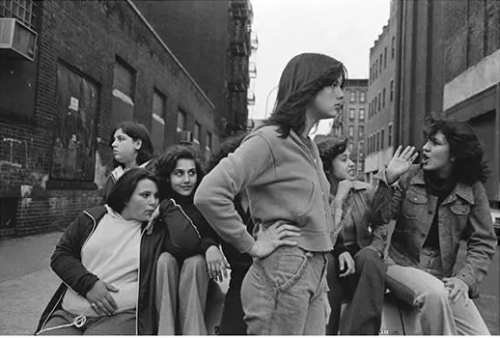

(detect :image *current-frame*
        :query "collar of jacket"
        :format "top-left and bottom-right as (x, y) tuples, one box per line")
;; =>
(409, 169), (475, 205)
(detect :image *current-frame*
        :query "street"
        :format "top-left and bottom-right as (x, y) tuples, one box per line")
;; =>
(0, 231), (498, 335)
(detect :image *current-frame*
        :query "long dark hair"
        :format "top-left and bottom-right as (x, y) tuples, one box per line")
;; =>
(264, 53), (347, 138)
(316, 136), (348, 175)
(423, 118), (490, 184)
(155, 145), (204, 200)
(207, 131), (249, 172)
(106, 167), (158, 214)
(110, 121), (155, 168)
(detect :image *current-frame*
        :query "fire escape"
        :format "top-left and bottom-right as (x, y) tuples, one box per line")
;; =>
(225, 0), (253, 136)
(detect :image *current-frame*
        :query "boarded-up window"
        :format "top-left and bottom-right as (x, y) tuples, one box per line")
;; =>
(51, 63), (99, 181)
(112, 58), (135, 126)
(151, 90), (166, 152)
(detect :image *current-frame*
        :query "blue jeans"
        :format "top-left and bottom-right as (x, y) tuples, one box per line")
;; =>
(240, 246), (329, 335)
(385, 249), (490, 335)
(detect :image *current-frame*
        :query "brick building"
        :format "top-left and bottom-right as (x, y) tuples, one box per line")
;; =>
(134, 0), (257, 138)
(331, 79), (368, 180)
(364, 2), (397, 183)
(0, 0), (217, 237)
(394, 0), (499, 206)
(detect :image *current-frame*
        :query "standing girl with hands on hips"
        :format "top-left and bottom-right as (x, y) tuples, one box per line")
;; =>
(195, 53), (347, 335)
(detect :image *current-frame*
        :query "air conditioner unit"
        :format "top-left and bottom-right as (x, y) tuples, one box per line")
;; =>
(177, 130), (193, 144)
(0, 18), (38, 61)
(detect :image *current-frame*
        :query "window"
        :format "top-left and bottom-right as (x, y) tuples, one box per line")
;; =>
(358, 126), (364, 138)
(390, 79), (394, 101)
(384, 47), (388, 69)
(177, 110), (186, 133)
(349, 108), (355, 120)
(350, 91), (356, 103)
(348, 143), (354, 153)
(388, 124), (393, 147)
(51, 62), (99, 182)
(381, 128), (385, 149)
(349, 126), (354, 137)
(112, 58), (135, 125)
(368, 103), (372, 118)
(205, 131), (213, 153)
(194, 122), (201, 145)
(360, 91), (366, 103)
(151, 90), (166, 151)
(391, 36), (395, 59)
(374, 97), (378, 115)
(376, 131), (380, 151)
(379, 54), (383, 72)
(359, 108), (365, 120)
(0, 0), (37, 29)
(383, 88), (386, 108)
(358, 141), (364, 158)
(378, 92), (381, 111)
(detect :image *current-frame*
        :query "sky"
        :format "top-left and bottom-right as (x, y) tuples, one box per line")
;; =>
(249, 0), (392, 135)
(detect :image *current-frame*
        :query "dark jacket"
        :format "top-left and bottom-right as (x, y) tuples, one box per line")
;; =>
(371, 165), (497, 297)
(332, 181), (389, 257)
(158, 195), (219, 260)
(35, 206), (169, 335)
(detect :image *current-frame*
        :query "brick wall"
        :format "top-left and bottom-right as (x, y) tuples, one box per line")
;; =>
(0, 0), (216, 238)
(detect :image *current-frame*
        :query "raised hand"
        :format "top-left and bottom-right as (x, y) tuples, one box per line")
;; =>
(386, 145), (419, 184)
(85, 280), (119, 316)
(248, 222), (301, 259)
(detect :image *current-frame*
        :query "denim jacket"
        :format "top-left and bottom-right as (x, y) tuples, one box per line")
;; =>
(331, 181), (389, 257)
(371, 165), (497, 297)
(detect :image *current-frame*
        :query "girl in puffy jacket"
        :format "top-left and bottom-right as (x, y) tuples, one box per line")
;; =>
(154, 144), (226, 335)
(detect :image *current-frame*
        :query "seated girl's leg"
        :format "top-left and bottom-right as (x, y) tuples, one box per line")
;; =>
(450, 293), (490, 335)
(385, 263), (457, 335)
(37, 309), (83, 335)
(84, 310), (135, 335)
(326, 252), (343, 335)
(155, 252), (179, 335)
(340, 247), (386, 335)
(179, 254), (209, 335)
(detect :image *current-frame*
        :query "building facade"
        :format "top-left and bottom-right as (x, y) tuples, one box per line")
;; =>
(0, 0), (216, 237)
(364, 2), (397, 184)
(331, 79), (368, 180)
(133, 0), (257, 139)
(394, 0), (499, 206)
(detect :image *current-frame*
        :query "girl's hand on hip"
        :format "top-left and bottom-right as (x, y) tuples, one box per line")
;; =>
(338, 251), (356, 277)
(385, 145), (419, 184)
(205, 245), (230, 282)
(85, 280), (119, 316)
(443, 277), (469, 303)
(248, 222), (301, 259)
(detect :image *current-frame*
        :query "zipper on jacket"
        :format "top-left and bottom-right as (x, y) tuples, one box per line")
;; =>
(171, 199), (202, 239)
(135, 226), (148, 335)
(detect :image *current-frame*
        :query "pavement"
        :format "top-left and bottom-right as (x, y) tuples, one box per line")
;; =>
(0, 231), (499, 335)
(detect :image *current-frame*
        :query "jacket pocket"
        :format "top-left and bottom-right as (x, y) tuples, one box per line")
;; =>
(402, 189), (428, 219)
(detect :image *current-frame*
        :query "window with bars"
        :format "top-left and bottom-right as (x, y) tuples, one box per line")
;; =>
(0, 0), (37, 29)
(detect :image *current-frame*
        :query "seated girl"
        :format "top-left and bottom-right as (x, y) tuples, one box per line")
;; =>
(36, 168), (165, 335)
(316, 136), (389, 335)
(154, 145), (227, 335)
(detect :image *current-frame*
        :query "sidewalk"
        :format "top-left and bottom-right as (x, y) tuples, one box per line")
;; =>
(0, 230), (498, 335)
(0, 232), (62, 335)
